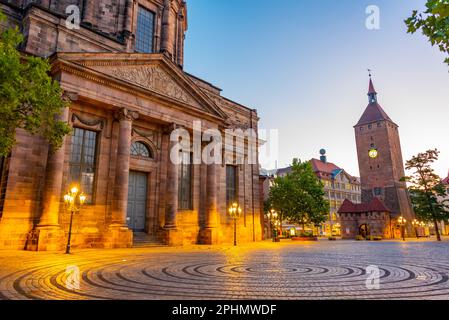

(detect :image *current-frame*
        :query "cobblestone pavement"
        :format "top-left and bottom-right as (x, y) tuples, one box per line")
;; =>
(1, 240), (449, 300)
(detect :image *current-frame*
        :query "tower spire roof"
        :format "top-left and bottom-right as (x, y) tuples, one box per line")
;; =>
(368, 77), (377, 94)
(355, 76), (394, 127)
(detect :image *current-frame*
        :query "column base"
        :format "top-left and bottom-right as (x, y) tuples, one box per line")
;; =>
(26, 226), (65, 252)
(199, 228), (219, 245)
(160, 228), (184, 246)
(103, 224), (133, 249)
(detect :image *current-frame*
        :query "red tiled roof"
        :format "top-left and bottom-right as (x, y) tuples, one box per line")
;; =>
(356, 102), (393, 126)
(443, 171), (449, 185)
(338, 198), (391, 214)
(276, 167), (292, 176)
(277, 159), (359, 182)
(310, 158), (340, 174)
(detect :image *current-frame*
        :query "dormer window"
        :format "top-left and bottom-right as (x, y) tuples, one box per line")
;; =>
(136, 6), (155, 53)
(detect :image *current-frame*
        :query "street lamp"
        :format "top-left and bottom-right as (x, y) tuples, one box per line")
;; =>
(273, 220), (281, 241)
(334, 223), (341, 237)
(398, 216), (406, 241)
(228, 202), (242, 246)
(64, 186), (86, 254)
(412, 219), (419, 239)
(266, 209), (280, 241)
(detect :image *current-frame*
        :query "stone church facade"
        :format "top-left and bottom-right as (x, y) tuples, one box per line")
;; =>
(341, 77), (415, 239)
(0, 0), (263, 250)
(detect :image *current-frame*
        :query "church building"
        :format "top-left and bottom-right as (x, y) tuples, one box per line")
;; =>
(339, 77), (415, 239)
(0, 0), (263, 250)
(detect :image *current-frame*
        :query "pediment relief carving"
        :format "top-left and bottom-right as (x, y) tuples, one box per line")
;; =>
(54, 53), (229, 121)
(90, 64), (200, 107)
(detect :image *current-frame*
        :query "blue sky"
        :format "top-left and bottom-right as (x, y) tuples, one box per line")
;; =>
(184, 0), (449, 178)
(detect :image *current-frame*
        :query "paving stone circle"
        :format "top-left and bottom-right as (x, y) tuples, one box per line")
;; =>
(1, 241), (448, 300)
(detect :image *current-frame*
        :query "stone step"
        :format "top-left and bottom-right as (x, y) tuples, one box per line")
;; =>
(132, 232), (162, 248)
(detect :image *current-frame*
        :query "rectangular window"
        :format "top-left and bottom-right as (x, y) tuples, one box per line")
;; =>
(226, 165), (238, 207)
(69, 128), (98, 204)
(178, 152), (192, 210)
(136, 6), (155, 53)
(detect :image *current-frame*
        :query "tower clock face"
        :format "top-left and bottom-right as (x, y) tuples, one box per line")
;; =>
(369, 148), (378, 159)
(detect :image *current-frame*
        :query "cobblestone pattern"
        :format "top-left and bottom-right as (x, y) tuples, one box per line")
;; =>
(1, 241), (449, 300)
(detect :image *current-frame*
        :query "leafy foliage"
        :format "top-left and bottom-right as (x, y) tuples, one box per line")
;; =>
(402, 149), (449, 241)
(267, 159), (329, 230)
(405, 0), (449, 66)
(0, 10), (71, 156)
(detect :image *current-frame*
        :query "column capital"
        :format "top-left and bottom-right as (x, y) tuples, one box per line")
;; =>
(162, 122), (180, 135)
(114, 107), (139, 122)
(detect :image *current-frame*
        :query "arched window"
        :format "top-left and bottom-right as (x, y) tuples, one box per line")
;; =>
(131, 141), (153, 158)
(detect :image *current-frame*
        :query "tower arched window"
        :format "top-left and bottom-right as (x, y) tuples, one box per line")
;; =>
(131, 141), (153, 159)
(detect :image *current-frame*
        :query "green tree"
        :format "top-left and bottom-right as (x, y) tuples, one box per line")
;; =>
(0, 10), (71, 157)
(266, 174), (295, 235)
(405, 0), (449, 66)
(402, 149), (449, 241)
(268, 159), (329, 235)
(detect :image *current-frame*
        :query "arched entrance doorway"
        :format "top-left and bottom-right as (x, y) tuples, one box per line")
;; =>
(359, 224), (370, 239)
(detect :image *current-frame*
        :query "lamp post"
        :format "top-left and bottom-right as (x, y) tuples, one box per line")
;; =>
(412, 219), (419, 239)
(273, 220), (281, 242)
(266, 209), (279, 241)
(334, 223), (341, 237)
(419, 221), (426, 238)
(228, 202), (242, 246)
(64, 186), (86, 254)
(398, 216), (406, 241)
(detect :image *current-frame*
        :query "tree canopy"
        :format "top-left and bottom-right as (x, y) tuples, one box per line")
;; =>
(267, 159), (329, 233)
(405, 0), (449, 66)
(0, 10), (71, 157)
(402, 149), (449, 241)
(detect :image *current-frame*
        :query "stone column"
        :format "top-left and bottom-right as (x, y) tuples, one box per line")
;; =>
(39, 107), (69, 228)
(164, 132), (179, 229)
(122, 0), (134, 49)
(160, 0), (172, 55)
(82, 0), (96, 27)
(27, 107), (70, 251)
(176, 12), (185, 67)
(162, 124), (183, 245)
(123, 0), (134, 34)
(200, 162), (219, 244)
(111, 108), (138, 225)
(105, 108), (138, 248)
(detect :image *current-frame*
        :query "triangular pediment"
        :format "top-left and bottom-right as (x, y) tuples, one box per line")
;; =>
(52, 53), (228, 120)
